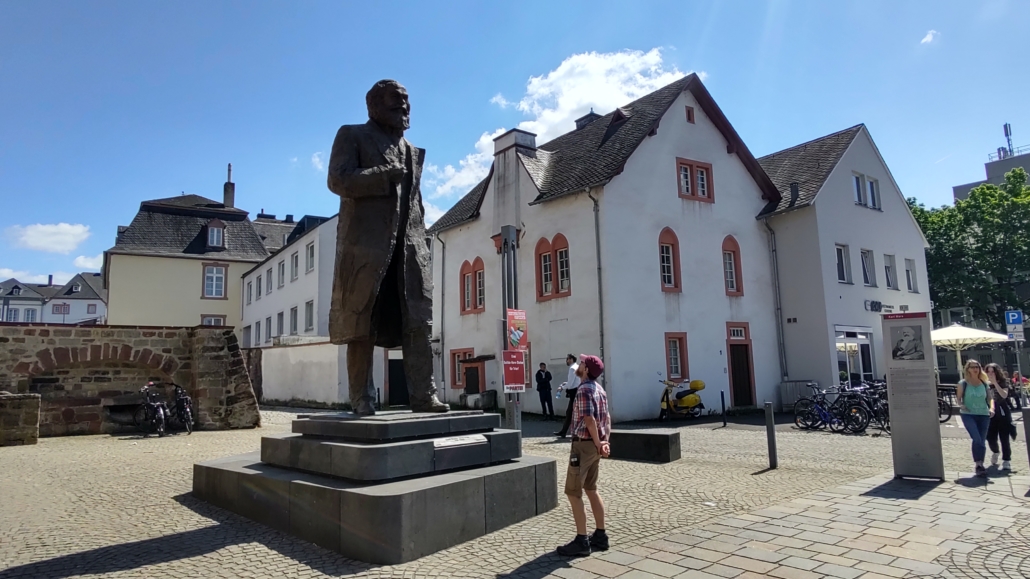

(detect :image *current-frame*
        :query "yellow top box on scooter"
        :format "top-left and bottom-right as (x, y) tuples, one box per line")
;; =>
(689, 379), (705, 391)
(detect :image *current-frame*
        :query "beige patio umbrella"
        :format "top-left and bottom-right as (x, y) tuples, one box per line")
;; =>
(931, 323), (1009, 373)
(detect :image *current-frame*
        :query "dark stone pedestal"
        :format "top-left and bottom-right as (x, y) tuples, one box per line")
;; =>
(609, 428), (681, 463)
(192, 410), (557, 563)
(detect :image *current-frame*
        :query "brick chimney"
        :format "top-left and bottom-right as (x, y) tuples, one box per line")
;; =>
(223, 163), (235, 208)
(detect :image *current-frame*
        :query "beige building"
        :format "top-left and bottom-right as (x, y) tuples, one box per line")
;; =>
(104, 171), (280, 329)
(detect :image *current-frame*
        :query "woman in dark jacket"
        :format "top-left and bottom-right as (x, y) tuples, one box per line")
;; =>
(985, 363), (1014, 471)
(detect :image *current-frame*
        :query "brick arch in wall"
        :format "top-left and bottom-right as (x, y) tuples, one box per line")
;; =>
(0, 325), (260, 434)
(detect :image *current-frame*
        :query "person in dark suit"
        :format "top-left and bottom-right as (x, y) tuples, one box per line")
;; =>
(536, 363), (554, 418)
(326, 79), (447, 416)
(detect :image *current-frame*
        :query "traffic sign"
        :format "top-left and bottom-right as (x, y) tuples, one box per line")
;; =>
(1005, 310), (1024, 326)
(1009, 331), (1025, 341)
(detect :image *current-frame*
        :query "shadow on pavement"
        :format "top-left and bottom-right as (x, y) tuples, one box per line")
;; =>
(495, 551), (572, 579)
(860, 478), (943, 500)
(0, 493), (373, 579)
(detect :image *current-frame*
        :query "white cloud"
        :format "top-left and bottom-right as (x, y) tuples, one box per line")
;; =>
(920, 30), (938, 44)
(426, 48), (695, 203)
(489, 93), (512, 108)
(423, 202), (446, 226)
(289, 156), (299, 165)
(6, 223), (91, 254)
(0, 268), (74, 285)
(73, 253), (103, 270)
(311, 152), (324, 171)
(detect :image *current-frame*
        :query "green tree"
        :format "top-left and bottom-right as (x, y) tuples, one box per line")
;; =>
(909, 167), (1030, 330)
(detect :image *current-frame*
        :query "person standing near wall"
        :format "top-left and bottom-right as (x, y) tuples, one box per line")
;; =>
(556, 354), (611, 557)
(536, 363), (554, 419)
(956, 360), (995, 478)
(985, 363), (1014, 471)
(555, 354), (581, 438)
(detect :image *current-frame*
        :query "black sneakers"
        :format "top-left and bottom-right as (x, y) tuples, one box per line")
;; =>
(589, 530), (609, 551)
(556, 535), (591, 557)
(975, 465), (987, 478)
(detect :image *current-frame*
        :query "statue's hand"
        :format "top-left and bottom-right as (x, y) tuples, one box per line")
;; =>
(383, 162), (407, 181)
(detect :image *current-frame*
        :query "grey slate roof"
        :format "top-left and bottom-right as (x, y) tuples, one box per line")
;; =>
(756, 124), (864, 217)
(109, 194), (269, 261)
(251, 218), (298, 252)
(0, 279), (45, 299)
(428, 74), (780, 233)
(81, 272), (107, 302)
(52, 273), (106, 301)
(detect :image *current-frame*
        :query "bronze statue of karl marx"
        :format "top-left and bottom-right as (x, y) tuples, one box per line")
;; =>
(326, 80), (448, 416)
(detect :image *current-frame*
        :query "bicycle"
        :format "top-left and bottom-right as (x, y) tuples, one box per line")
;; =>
(134, 382), (194, 436)
(794, 384), (870, 434)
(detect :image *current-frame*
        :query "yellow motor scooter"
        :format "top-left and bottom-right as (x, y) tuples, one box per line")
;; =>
(657, 374), (706, 420)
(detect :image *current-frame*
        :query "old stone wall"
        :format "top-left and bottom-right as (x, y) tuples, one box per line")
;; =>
(0, 392), (40, 446)
(0, 324), (260, 435)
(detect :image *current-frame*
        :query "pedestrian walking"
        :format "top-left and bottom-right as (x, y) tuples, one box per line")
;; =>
(985, 363), (1015, 471)
(957, 359), (995, 478)
(555, 354), (581, 438)
(556, 354), (611, 557)
(536, 363), (554, 419)
(1012, 371), (1027, 409)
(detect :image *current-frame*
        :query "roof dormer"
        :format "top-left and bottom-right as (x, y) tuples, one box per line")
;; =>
(206, 219), (226, 250)
(11, 286), (22, 295)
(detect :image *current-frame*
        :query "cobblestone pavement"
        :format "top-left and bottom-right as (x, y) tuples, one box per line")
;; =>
(0, 409), (1026, 578)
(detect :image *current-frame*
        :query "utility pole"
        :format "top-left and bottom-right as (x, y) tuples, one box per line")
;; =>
(500, 225), (521, 431)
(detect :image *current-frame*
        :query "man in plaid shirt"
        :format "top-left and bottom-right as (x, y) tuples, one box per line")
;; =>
(556, 354), (611, 557)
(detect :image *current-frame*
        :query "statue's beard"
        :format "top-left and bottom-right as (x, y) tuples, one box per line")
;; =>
(372, 108), (410, 133)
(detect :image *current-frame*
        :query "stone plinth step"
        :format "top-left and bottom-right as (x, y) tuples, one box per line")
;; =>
(261, 429), (521, 481)
(193, 452), (558, 564)
(609, 428), (681, 463)
(292, 410), (499, 441)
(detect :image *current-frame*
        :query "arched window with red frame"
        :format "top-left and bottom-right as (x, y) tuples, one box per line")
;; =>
(721, 235), (743, 296)
(535, 238), (553, 299)
(459, 258), (485, 314)
(658, 227), (681, 292)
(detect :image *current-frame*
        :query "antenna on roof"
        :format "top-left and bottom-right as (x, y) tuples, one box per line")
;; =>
(1004, 123), (1014, 157)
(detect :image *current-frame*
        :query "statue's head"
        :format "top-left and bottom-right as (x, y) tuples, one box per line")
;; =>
(366, 80), (410, 133)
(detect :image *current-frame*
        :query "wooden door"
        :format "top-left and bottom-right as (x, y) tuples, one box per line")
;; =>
(729, 344), (754, 407)
(463, 364), (481, 396)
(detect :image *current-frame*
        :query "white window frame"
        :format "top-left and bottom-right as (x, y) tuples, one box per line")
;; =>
(659, 244), (675, 287)
(276, 312), (284, 337)
(860, 250), (876, 287)
(679, 165), (691, 196)
(247, 281), (253, 304)
(723, 251), (737, 292)
(265, 316), (272, 342)
(884, 254), (898, 290)
(867, 178), (880, 209)
(24, 308), (37, 322)
(6, 308), (19, 322)
(696, 167), (709, 198)
(835, 245), (851, 283)
(557, 248), (570, 292)
(463, 273), (472, 311)
(290, 252), (299, 281)
(853, 174), (866, 205)
(255, 321), (261, 344)
(278, 261), (286, 287)
(290, 307), (298, 335)
(304, 300), (314, 331)
(201, 316), (225, 327)
(667, 338), (683, 379)
(207, 226), (224, 247)
(86, 304), (96, 315)
(905, 258), (918, 292)
(540, 253), (553, 295)
(255, 276), (262, 300)
(266, 268), (273, 294)
(305, 242), (315, 272)
(204, 265), (226, 298)
(475, 270), (485, 308)
(730, 327), (746, 339)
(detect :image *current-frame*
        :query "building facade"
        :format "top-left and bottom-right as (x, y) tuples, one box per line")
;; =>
(429, 77), (933, 422)
(0, 279), (46, 323)
(40, 273), (108, 324)
(760, 125), (932, 391)
(240, 215), (335, 348)
(104, 172), (269, 330)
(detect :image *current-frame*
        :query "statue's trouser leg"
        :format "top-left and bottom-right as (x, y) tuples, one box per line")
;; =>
(401, 327), (436, 407)
(347, 339), (377, 413)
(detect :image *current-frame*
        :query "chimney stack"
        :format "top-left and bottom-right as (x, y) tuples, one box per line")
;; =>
(285, 214), (294, 223)
(223, 163), (235, 208)
(789, 182), (799, 206)
(48, 274), (53, 286)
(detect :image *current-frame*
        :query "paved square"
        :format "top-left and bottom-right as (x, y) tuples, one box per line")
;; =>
(0, 410), (1026, 578)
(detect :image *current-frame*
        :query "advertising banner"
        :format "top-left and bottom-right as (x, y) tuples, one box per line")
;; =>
(502, 350), (526, 393)
(506, 309), (528, 351)
(882, 312), (945, 480)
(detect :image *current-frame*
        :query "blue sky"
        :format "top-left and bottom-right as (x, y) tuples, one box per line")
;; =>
(2, 0), (1026, 284)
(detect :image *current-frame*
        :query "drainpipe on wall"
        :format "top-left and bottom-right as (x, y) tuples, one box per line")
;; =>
(587, 190), (607, 391)
(435, 233), (446, 399)
(762, 218), (788, 380)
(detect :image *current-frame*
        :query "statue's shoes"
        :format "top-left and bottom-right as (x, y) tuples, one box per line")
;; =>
(411, 396), (450, 413)
(353, 400), (376, 416)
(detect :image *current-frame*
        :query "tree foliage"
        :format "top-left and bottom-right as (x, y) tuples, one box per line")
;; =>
(908, 167), (1030, 330)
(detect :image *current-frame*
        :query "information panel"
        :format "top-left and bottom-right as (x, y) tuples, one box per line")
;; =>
(882, 312), (945, 480)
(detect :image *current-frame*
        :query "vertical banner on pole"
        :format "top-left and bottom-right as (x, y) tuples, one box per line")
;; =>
(506, 309), (528, 351)
(882, 312), (945, 480)
(503, 350), (526, 393)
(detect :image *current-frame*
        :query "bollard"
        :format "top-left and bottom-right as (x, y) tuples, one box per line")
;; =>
(721, 391), (727, 427)
(765, 401), (778, 469)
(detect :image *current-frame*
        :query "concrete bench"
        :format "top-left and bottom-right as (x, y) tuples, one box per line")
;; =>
(609, 428), (680, 463)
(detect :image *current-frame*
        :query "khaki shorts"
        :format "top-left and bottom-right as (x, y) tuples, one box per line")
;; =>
(564, 440), (601, 497)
